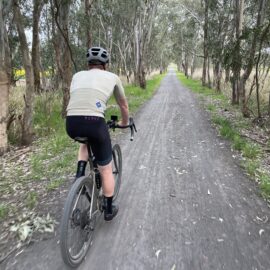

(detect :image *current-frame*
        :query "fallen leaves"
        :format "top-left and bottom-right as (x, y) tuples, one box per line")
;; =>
(155, 249), (161, 259)
(10, 213), (55, 242)
(174, 168), (187, 175)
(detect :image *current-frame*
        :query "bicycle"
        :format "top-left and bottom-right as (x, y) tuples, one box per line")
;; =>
(60, 115), (137, 268)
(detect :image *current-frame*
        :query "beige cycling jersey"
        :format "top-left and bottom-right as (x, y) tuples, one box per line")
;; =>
(67, 69), (126, 117)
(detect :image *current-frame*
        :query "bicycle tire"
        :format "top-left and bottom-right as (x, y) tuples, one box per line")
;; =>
(112, 144), (122, 202)
(60, 175), (95, 268)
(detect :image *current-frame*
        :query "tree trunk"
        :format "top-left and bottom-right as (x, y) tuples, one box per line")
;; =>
(184, 52), (189, 78)
(225, 68), (230, 83)
(207, 56), (211, 88)
(134, 0), (157, 89)
(59, 2), (72, 117)
(231, 0), (244, 105)
(0, 71), (9, 154)
(0, 0), (12, 154)
(51, 1), (61, 90)
(202, 0), (209, 86)
(84, 0), (94, 49)
(190, 53), (196, 79)
(13, 0), (35, 145)
(53, 0), (72, 117)
(213, 62), (222, 92)
(32, 0), (44, 93)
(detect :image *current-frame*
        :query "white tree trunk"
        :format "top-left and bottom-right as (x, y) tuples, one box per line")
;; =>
(0, 72), (9, 154)
(0, 0), (11, 154)
(13, 0), (35, 145)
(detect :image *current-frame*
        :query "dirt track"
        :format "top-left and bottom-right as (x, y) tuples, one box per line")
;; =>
(3, 70), (270, 270)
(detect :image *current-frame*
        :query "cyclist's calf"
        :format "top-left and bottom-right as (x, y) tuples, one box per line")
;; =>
(98, 162), (114, 197)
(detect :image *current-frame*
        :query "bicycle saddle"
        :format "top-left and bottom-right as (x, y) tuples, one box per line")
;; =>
(74, 137), (89, 143)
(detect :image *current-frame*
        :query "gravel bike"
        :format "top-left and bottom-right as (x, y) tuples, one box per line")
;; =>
(60, 115), (136, 268)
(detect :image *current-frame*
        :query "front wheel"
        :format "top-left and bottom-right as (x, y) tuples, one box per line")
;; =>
(112, 144), (122, 202)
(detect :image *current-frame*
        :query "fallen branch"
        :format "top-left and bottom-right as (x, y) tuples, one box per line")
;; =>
(7, 148), (31, 162)
(240, 133), (269, 149)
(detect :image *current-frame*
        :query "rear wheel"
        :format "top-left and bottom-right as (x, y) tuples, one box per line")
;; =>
(60, 175), (96, 268)
(112, 144), (122, 202)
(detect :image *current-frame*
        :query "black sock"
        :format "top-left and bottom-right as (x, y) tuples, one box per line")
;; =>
(104, 196), (113, 214)
(76, 160), (87, 178)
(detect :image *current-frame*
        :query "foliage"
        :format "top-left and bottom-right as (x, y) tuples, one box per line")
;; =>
(0, 204), (9, 220)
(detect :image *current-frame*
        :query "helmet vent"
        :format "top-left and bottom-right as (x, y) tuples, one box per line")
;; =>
(87, 47), (109, 64)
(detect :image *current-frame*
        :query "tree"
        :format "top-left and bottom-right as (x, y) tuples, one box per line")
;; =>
(13, 0), (35, 145)
(202, 0), (209, 87)
(239, 0), (266, 117)
(229, 0), (244, 105)
(32, 0), (45, 92)
(134, 0), (159, 89)
(53, 0), (73, 117)
(84, 0), (95, 49)
(0, 0), (12, 154)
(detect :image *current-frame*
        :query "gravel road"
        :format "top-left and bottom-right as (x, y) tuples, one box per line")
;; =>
(3, 70), (270, 270)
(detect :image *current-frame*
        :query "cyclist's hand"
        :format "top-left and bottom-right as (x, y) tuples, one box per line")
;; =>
(118, 120), (129, 127)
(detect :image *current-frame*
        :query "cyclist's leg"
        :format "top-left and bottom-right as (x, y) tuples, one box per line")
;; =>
(97, 162), (118, 220)
(98, 162), (114, 197)
(76, 144), (88, 178)
(66, 116), (89, 178)
(78, 144), (88, 160)
(89, 120), (118, 221)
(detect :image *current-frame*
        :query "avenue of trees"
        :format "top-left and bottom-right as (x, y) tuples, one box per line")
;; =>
(0, 0), (270, 155)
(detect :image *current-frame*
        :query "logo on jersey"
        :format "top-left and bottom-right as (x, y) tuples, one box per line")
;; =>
(96, 101), (102, 108)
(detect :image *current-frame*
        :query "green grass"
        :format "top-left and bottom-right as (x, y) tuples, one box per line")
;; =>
(207, 104), (216, 111)
(242, 143), (261, 159)
(34, 92), (64, 136)
(178, 72), (270, 198)
(232, 135), (246, 151)
(177, 73), (226, 100)
(0, 203), (9, 220)
(212, 115), (237, 140)
(242, 160), (259, 177)
(25, 191), (38, 209)
(46, 178), (65, 191)
(260, 173), (270, 198)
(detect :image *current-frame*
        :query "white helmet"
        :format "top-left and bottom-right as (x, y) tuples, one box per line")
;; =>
(86, 47), (109, 64)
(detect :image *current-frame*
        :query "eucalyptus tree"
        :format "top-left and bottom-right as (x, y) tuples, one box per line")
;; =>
(32, 0), (45, 92)
(84, 0), (95, 49)
(0, 0), (12, 154)
(208, 0), (234, 92)
(12, 0), (35, 145)
(238, 0), (269, 117)
(51, 0), (73, 117)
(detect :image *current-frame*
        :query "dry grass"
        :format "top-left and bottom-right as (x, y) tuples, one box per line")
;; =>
(191, 67), (270, 105)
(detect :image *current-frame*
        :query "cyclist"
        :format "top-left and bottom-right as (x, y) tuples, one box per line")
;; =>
(65, 47), (129, 221)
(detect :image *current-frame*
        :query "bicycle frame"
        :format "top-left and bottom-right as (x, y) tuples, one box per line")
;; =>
(86, 145), (105, 223)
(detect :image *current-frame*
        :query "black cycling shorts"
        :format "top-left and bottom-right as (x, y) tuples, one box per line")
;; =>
(66, 116), (112, 166)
